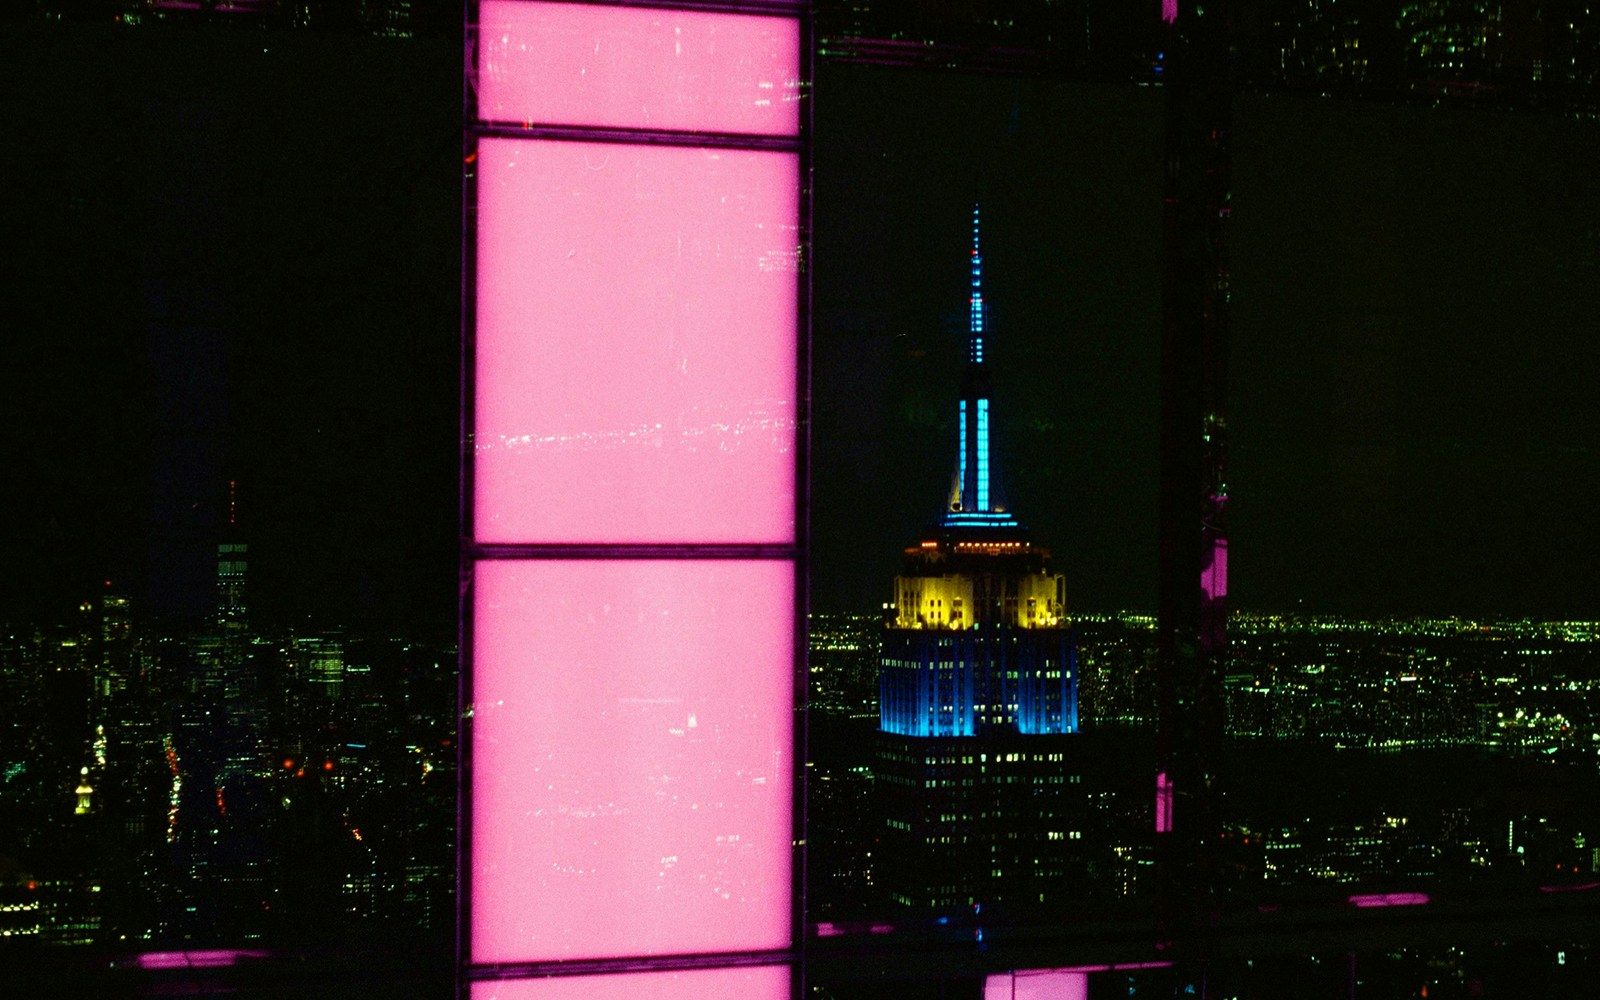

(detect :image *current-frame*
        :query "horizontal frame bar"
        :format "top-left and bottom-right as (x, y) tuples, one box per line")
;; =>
(466, 947), (797, 981)
(485, 0), (808, 16)
(472, 121), (804, 152)
(471, 543), (800, 560)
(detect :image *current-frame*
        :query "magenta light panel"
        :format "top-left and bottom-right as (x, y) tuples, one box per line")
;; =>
(984, 970), (1090, 1000)
(466, 0), (805, 992)
(470, 560), (794, 961)
(474, 137), (798, 545)
(478, 1), (801, 136)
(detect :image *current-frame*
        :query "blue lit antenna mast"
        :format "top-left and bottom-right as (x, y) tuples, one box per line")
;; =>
(969, 203), (986, 366)
(947, 204), (1016, 529)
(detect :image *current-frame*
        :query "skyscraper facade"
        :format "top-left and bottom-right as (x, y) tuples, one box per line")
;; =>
(876, 209), (1085, 914)
(216, 481), (248, 634)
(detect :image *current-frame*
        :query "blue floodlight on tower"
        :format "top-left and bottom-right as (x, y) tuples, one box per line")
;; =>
(958, 399), (968, 498)
(881, 205), (1074, 740)
(976, 398), (990, 512)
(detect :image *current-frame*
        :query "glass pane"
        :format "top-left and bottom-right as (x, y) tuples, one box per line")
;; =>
(469, 560), (794, 962)
(474, 137), (799, 545)
(984, 969), (1089, 1000)
(478, 0), (802, 136)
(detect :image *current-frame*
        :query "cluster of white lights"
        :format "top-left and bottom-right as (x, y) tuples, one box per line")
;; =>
(758, 244), (803, 273)
(164, 734), (181, 844)
(493, 408), (796, 453)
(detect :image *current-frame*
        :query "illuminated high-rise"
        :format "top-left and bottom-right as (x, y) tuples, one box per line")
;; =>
(875, 207), (1084, 914)
(216, 481), (247, 633)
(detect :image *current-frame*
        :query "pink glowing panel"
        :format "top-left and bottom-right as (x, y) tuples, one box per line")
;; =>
(469, 966), (789, 1000)
(1541, 881), (1600, 893)
(477, 1), (801, 136)
(1348, 892), (1430, 908)
(134, 949), (268, 970)
(1155, 770), (1173, 834)
(1201, 538), (1228, 601)
(984, 970), (1089, 1000)
(1162, 0), (1178, 24)
(470, 560), (794, 962)
(475, 137), (798, 545)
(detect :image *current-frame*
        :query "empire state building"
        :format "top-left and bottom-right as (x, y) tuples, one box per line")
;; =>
(876, 207), (1086, 914)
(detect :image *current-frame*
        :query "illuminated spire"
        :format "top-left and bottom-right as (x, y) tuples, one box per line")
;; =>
(944, 204), (1017, 530)
(217, 478), (247, 629)
(969, 204), (986, 366)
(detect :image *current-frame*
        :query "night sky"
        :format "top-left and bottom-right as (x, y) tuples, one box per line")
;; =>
(4, 25), (460, 631)
(5, 20), (1600, 629)
(815, 66), (1600, 618)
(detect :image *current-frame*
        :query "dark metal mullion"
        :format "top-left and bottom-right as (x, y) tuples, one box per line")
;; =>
(458, 1), (484, 992)
(789, 8), (815, 998)
(471, 543), (798, 560)
(473, 120), (803, 153)
(466, 947), (799, 982)
(491, 0), (808, 17)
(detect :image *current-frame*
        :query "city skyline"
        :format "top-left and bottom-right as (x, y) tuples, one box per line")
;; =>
(7, 7), (1600, 999)
(12, 547), (1600, 955)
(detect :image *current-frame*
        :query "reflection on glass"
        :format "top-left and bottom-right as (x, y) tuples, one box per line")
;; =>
(983, 968), (1089, 1000)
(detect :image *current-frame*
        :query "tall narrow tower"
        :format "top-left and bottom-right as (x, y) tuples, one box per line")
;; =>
(875, 208), (1083, 914)
(216, 479), (248, 633)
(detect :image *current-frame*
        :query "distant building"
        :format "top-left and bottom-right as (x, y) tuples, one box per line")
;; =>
(1399, 0), (1508, 83)
(216, 482), (248, 633)
(875, 208), (1086, 914)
